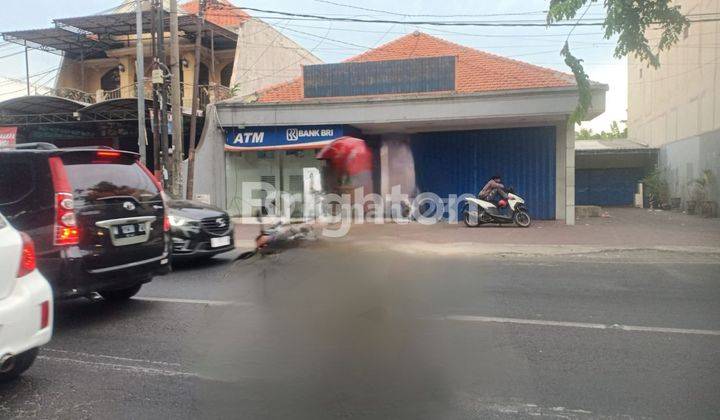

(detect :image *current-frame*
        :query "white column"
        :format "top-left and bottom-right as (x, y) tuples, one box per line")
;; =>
(555, 123), (567, 221)
(565, 123), (576, 225)
(380, 141), (390, 197)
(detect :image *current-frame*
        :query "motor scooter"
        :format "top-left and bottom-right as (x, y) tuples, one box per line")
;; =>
(461, 188), (531, 227)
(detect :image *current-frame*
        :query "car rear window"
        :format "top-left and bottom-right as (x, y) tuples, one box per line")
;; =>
(0, 160), (35, 205)
(61, 153), (160, 204)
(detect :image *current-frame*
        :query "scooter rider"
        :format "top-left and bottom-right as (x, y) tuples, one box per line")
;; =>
(478, 174), (508, 206)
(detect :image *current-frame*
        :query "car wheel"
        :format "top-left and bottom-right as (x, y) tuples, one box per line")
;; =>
(0, 348), (39, 382)
(99, 284), (142, 302)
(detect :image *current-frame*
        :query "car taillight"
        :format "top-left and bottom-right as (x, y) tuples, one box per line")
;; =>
(48, 157), (80, 246)
(40, 300), (50, 329)
(17, 232), (36, 277)
(96, 150), (121, 158)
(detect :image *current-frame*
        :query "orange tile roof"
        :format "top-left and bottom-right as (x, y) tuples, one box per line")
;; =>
(181, 0), (249, 28)
(257, 32), (576, 103)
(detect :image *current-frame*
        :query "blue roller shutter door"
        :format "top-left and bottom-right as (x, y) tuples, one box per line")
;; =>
(576, 168), (644, 206)
(411, 127), (556, 220)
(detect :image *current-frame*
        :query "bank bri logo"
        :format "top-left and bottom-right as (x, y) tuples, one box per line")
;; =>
(286, 128), (299, 141)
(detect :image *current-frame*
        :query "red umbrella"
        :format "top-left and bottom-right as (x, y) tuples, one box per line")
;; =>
(316, 136), (372, 176)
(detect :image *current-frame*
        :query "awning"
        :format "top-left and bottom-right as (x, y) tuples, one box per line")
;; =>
(0, 95), (88, 125)
(54, 12), (238, 50)
(79, 98), (154, 122)
(1, 27), (118, 59)
(2, 11), (237, 59)
(0, 95), (87, 115)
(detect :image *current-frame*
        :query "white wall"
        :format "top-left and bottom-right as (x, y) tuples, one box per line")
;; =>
(231, 18), (323, 97)
(627, 0), (720, 148)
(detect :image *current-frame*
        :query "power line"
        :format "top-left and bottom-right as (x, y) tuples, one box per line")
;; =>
(312, 0), (552, 18)
(0, 66), (60, 88)
(231, 7), (720, 27)
(0, 50), (26, 60)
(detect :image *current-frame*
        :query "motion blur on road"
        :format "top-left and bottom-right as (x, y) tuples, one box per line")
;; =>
(2, 211), (719, 419)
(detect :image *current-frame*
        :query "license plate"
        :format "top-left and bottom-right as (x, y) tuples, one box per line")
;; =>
(113, 223), (145, 238)
(210, 236), (231, 248)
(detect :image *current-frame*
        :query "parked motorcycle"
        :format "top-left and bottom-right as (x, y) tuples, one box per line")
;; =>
(461, 188), (531, 227)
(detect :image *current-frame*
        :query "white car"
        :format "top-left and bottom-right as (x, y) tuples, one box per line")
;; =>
(0, 212), (53, 381)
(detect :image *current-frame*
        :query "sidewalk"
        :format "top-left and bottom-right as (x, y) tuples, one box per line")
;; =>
(232, 208), (720, 256)
(341, 207), (720, 247)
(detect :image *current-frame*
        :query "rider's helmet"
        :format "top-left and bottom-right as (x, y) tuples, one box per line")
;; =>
(498, 199), (508, 208)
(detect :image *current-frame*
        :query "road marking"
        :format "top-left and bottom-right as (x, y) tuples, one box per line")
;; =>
(37, 355), (200, 379)
(132, 296), (243, 306)
(43, 348), (182, 367)
(439, 315), (720, 336)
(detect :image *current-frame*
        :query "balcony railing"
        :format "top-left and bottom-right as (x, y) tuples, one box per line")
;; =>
(48, 82), (233, 109)
(48, 87), (97, 104)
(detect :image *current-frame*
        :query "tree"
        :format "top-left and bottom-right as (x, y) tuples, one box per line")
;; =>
(547, 0), (689, 124)
(576, 120), (627, 140)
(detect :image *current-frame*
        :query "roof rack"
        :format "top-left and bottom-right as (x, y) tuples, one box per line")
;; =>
(14, 142), (58, 150)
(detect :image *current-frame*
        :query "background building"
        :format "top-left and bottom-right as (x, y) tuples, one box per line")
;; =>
(626, 0), (720, 205)
(0, 0), (319, 171)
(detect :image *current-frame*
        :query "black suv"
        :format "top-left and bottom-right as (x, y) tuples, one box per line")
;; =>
(168, 199), (235, 260)
(0, 143), (170, 301)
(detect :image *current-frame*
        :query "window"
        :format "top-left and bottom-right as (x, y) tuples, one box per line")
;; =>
(220, 63), (234, 87)
(199, 63), (210, 86)
(0, 161), (34, 205)
(61, 155), (159, 205)
(260, 175), (276, 188)
(101, 68), (121, 91)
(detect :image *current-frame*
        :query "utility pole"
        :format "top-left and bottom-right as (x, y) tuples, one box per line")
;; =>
(136, 0), (147, 165)
(157, 3), (171, 190)
(169, 0), (184, 197)
(186, 0), (206, 200)
(24, 43), (30, 96)
(151, 0), (160, 174)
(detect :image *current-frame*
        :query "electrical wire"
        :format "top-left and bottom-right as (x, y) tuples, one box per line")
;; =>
(230, 7), (720, 27)
(0, 50), (26, 60)
(311, 0), (554, 18)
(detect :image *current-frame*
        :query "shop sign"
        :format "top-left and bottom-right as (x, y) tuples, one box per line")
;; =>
(0, 127), (17, 149)
(226, 125), (344, 151)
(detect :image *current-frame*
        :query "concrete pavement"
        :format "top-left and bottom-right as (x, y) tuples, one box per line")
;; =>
(1, 242), (718, 419)
(234, 207), (720, 258)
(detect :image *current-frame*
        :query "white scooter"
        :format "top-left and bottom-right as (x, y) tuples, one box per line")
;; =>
(461, 188), (531, 227)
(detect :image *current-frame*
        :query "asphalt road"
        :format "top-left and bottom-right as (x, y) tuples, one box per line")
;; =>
(1, 244), (719, 419)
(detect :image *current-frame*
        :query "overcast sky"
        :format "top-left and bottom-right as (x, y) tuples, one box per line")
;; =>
(0, 0), (627, 132)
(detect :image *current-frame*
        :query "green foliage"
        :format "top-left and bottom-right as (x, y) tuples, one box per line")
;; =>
(641, 166), (670, 206)
(561, 42), (592, 125)
(548, 0), (689, 123)
(576, 120), (627, 139)
(689, 169), (716, 202)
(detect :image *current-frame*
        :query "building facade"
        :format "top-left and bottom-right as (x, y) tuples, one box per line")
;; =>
(627, 0), (720, 204)
(192, 32), (607, 224)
